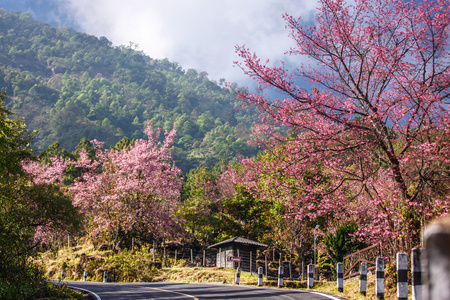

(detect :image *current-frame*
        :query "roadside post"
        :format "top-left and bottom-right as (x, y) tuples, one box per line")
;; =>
(412, 248), (424, 300)
(360, 262), (368, 296)
(307, 264), (314, 288)
(258, 267), (263, 286)
(376, 257), (385, 299)
(235, 267), (241, 285)
(337, 262), (343, 292)
(278, 266), (284, 287)
(397, 253), (408, 300)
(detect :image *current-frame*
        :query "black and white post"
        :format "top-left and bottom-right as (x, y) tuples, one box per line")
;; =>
(412, 248), (424, 300)
(61, 270), (65, 281)
(376, 257), (385, 300)
(235, 267), (241, 285)
(278, 266), (284, 287)
(307, 264), (314, 288)
(83, 271), (87, 282)
(103, 271), (107, 283)
(360, 262), (367, 296)
(397, 252), (408, 300)
(258, 267), (263, 286)
(337, 262), (343, 292)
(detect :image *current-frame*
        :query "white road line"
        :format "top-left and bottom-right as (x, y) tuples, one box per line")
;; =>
(67, 285), (102, 300)
(144, 287), (199, 299)
(188, 283), (343, 299)
(307, 291), (343, 300)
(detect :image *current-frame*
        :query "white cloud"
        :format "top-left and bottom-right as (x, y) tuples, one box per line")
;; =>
(58, 0), (318, 84)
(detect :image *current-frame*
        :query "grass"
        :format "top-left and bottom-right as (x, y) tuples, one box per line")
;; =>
(37, 244), (399, 300)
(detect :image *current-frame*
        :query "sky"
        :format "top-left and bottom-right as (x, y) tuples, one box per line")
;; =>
(0, 0), (318, 85)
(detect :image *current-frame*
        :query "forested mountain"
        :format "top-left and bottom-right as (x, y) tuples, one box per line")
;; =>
(0, 9), (259, 173)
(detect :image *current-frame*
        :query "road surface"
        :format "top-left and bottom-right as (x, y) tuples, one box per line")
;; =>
(65, 281), (344, 300)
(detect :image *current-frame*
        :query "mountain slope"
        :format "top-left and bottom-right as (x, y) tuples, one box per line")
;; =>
(0, 9), (259, 173)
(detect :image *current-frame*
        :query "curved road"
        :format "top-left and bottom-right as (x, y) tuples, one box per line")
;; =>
(65, 281), (343, 300)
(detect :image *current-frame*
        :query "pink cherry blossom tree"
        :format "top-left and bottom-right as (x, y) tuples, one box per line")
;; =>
(22, 156), (69, 186)
(69, 122), (184, 248)
(234, 0), (450, 251)
(21, 155), (78, 245)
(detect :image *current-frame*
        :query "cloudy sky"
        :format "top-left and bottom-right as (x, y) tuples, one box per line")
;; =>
(1, 0), (318, 85)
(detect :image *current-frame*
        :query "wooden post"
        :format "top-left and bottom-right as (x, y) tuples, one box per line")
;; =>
(152, 241), (155, 261)
(203, 249), (206, 267)
(190, 248), (193, 264)
(237, 249), (240, 268)
(265, 252), (268, 278)
(223, 248), (226, 268)
(67, 235), (70, 248)
(163, 247), (166, 267)
(175, 249), (177, 265)
(250, 251), (253, 274)
(289, 252), (292, 279)
(300, 257), (304, 280)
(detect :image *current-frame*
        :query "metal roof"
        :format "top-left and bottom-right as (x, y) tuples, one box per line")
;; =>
(207, 237), (268, 249)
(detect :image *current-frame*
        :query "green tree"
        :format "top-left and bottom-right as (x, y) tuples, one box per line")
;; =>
(218, 185), (272, 243)
(177, 166), (220, 244)
(323, 221), (367, 273)
(0, 92), (80, 298)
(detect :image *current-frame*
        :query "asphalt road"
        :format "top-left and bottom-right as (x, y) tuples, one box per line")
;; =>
(65, 281), (343, 300)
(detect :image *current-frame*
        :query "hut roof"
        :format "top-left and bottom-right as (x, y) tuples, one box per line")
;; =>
(207, 237), (268, 249)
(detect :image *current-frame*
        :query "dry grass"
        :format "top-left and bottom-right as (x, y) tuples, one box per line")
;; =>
(310, 274), (398, 300)
(37, 245), (400, 300)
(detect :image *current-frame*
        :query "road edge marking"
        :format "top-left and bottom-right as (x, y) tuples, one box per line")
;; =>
(67, 285), (102, 300)
(145, 287), (199, 299)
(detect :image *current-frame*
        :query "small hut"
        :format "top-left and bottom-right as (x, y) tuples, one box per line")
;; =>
(207, 237), (267, 273)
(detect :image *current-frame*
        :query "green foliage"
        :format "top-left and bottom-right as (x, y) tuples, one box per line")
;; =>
(0, 93), (35, 180)
(217, 185), (272, 243)
(323, 221), (367, 271)
(0, 9), (259, 174)
(316, 250), (334, 278)
(0, 92), (80, 298)
(177, 166), (221, 244)
(111, 136), (133, 151)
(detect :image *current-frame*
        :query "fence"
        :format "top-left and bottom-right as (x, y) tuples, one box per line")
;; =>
(162, 247), (304, 280)
(343, 243), (382, 279)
